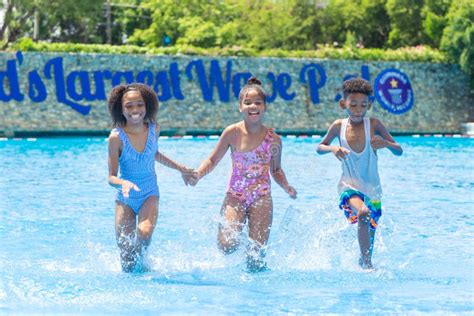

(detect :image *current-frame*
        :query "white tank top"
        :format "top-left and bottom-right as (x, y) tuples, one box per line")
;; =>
(338, 117), (382, 199)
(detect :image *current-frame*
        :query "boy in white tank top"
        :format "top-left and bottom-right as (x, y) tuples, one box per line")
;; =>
(317, 78), (403, 269)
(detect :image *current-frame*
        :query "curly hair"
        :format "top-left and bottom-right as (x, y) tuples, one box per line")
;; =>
(107, 83), (159, 127)
(342, 78), (373, 99)
(238, 76), (267, 104)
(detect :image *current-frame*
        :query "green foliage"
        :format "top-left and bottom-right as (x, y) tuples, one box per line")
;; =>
(421, 0), (452, 47)
(106, 0), (153, 45)
(176, 17), (219, 47)
(127, 0), (323, 50)
(386, 0), (425, 47)
(344, 31), (358, 48)
(1, 0), (105, 44)
(440, 0), (474, 81)
(358, 0), (392, 48)
(237, 0), (320, 50)
(128, 0), (236, 48)
(10, 38), (447, 63)
(282, 0), (322, 49)
(324, 0), (364, 46)
(318, 0), (390, 48)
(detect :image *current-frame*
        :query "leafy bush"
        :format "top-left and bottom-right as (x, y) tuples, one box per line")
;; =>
(440, 0), (473, 83)
(10, 38), (447, 64)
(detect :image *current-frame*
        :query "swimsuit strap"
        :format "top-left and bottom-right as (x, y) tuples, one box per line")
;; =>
(260, 128), (275, 153)
(364, 117), (371, 145)
(114, 127), (133, 157)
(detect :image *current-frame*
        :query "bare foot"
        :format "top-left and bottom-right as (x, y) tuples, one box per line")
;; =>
(359, 257), (374, 270)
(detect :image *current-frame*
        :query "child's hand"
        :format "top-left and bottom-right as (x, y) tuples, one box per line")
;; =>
(332, 146), (350, 161)
(188, 172), (200, 186)
(371, 135), (388, 150)
(180, 168), (196, 186)
(122, 180), (140, 198)
(285, 185), (297, 199)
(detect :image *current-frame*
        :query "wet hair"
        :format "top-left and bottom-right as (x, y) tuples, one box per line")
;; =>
(107, 83), (159, 127)
(342, 78), (373, 99)
(238, 76), (266, 104)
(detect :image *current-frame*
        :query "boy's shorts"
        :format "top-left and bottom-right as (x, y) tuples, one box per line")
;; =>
(339, 189), (382, 230)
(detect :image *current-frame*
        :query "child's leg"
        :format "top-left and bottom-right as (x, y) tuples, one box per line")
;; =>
(369, 227), (376, 260)
(247, 195), (273, 249)
(247, 195), (273, 271)
(347, 196), (373, 269)
(136, 196), (159, 256)
(217, 195), (246, 254)
(115, 202), (137, 272)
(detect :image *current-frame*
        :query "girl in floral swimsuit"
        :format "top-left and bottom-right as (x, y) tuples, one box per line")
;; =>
(190, 77), (297, 271)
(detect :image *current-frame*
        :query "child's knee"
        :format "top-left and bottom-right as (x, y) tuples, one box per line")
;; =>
(137, 221), (154, 239)
(357, 206), (370, 220)
(218, 231), (240, 254)
(218, 239), (239, 254)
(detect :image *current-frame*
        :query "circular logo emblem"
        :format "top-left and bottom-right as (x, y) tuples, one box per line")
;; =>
(374, 68), (414, 114)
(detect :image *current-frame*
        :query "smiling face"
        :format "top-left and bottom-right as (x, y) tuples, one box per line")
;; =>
(340, 92), (371, 123)
(121, 90), (146, 125)
(239, 89), (266, 123)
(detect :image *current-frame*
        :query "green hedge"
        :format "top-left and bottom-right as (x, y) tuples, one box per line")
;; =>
(8, 37), (448, 63)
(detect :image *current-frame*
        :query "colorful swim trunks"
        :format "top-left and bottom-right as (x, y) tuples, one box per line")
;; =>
(339, 189), (382, 230)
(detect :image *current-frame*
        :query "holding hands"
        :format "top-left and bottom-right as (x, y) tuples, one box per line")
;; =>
(179, 167), (199, 186)
(187, 172), (200, 186)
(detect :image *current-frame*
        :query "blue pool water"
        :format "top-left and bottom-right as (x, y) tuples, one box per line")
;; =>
(1, 136), (473, 314)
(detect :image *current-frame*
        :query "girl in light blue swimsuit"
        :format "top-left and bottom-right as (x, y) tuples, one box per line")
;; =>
(114, 122), (160, 214)
(108, 83), (193, 272)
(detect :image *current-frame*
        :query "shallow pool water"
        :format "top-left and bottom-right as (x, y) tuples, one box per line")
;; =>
(1, 136), (473, 313)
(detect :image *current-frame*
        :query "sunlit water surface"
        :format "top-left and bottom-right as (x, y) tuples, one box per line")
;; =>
(1, 136), (473, 313)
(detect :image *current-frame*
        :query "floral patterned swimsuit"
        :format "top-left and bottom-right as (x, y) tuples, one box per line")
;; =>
(227, 127), (275, 210)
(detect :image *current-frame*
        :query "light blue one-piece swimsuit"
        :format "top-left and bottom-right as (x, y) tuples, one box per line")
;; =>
(114, 123), (159, 214)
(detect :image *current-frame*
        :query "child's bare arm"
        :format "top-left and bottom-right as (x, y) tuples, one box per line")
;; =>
(155, 151), (191, 171)
(371, 118), (403, 156)
(155, 151), (194, 185)
(317, 120), (350, 160)
(154, 123), (192, 170)
(270, 135), (297, 199)
(194, 125), (234, 181)
(108, 132), (123, 187)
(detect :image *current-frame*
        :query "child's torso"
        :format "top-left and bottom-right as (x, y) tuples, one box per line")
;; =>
(228, 125), (274, 194)
(344, 121), (367, 153)
(122, 126), (150, 153)
(233, 123), (268, 153)
(115, 123), (158, 179)
(338, 117), (382, 199)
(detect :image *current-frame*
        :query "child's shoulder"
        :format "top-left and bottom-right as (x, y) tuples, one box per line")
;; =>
(266, 127), (281, 142)
(222, 123), (239, 137)
(320, 119), (344, 140)
(108, 129), (122, 148)
(369, 117), (384, 128)
(219, 123), (240, 144)
(369, 117), (382, 124)
(109, 128), (120, 140)
(328, 119), (344, 131)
